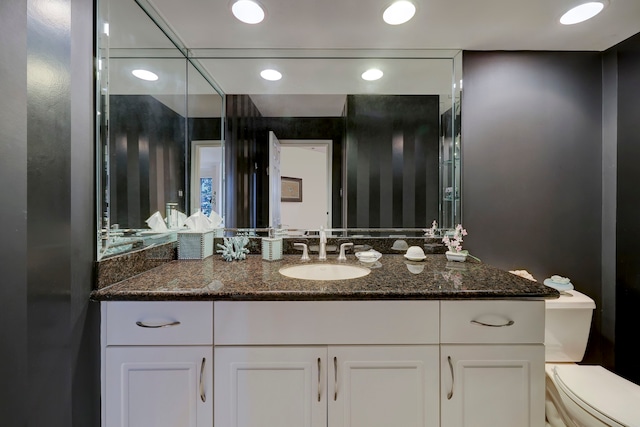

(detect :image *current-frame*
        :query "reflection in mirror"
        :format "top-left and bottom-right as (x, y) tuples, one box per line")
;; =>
(96, 0), (223, 259)
(210, 53), (460, 230)
(96, 0), (461, 258)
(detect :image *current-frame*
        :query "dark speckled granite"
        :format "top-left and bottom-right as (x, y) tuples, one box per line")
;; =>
(96, 242), (177, 289)
(91, 254), (559, 301)
(95, 236), (447, 289)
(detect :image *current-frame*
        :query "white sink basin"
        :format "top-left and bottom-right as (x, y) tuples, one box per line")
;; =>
(279, 263), (371, 281)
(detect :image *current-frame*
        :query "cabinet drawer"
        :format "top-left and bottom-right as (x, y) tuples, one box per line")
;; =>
(214, 300), (439, 345)
(440, 300), (544, 344)
(103, 301), (213, 346)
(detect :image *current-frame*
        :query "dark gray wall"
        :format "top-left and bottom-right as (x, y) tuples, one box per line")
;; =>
(225, 94), (262, 228)
(345, 95), (440, 228)
(462, 51), (605, 364)
(610, 32), (640, 384)
(109, 95), (186, 229)
(601, 48), (618, 371)
(0, 0), (99, 425)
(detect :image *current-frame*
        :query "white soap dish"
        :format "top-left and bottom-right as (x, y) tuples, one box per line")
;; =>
(355, 249), (382, 263)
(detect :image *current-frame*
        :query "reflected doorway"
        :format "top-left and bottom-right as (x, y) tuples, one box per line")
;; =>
(279, 140), (332, 230)
(191, 141), (223, 217)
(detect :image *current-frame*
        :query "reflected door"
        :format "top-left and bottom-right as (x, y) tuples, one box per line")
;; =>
(268, 131), (282, 229)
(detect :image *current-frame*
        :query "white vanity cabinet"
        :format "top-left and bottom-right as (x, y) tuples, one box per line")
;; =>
(101, 302), (213, 427)
(101, 298), (546, 427)
(439, 301), (546, 427)
(213, 301), (441, 427)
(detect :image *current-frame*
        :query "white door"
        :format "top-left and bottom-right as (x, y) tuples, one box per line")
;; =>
(441, 345), (545, 427)
(215, 346), (326, 427)
(105, 345), (212, 427)
(328, 345), (440, 427)
(268, 131), (282, 229)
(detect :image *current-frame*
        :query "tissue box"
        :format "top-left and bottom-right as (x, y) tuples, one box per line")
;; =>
(262, 237), (283, 261)
(178, 231), (214, 259)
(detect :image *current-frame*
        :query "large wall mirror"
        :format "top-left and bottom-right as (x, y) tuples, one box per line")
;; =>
(96, 0), (461, 259)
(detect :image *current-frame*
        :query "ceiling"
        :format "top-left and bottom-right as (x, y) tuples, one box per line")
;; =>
(143, 0), (639, 51)
(104, 0), (640, 116)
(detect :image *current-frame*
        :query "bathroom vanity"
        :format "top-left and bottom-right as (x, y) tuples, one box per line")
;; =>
(94, 255), (557, 427)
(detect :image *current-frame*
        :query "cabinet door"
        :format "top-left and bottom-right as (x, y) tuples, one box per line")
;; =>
(441, 345), (545, 427)
(105, 345), (212, 427)
(215, 346), (326, 427)
(328, 345), (440, 427)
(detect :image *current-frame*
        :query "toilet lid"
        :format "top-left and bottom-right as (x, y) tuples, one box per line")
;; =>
(553, 365), (640, 427)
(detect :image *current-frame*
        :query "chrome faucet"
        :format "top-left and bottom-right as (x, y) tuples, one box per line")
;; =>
(318, 226), (327, 261)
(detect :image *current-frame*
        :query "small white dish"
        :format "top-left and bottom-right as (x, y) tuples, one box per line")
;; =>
(404, 254), (427, 262)
(405, 245), (426, 259)
(391, 239), (409, 251)
(445, 251), (467, 262)
(355, 249), (382, 263)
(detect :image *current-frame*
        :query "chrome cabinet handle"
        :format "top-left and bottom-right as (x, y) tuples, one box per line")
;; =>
(200, 357), (206, 403)
(135, 320), (181, 328)
(447, 356), (455, 400)
(317, 358), (322, 402)
(470, 319), (515, 327)
(333, 356), (338, 401)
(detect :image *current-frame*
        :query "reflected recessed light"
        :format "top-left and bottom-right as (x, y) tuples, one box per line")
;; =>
(383, 1), (416, 25)
(132, 69), (158, 81)
(103, 22), (110, 36)
(362, 68), (384, 81)
(560, 2), (605, 25)
(232, 0), (265, 24)
(260, 69), (282, 81)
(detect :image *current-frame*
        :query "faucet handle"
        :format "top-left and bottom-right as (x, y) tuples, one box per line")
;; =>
(337, 242), (353, 261)
(294, 243), (310, 261)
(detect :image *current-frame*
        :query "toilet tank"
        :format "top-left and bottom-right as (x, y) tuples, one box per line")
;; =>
(545, 290), (596, 362)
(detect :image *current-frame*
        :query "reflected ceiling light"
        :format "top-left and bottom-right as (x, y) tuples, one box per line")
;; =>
(232, 0), (265, 24)
(361, 68), (384, 81)
(383, 1), (416, 25)
(132, 69), (158, 81)
(260, 69), (282, 81)
(560, 2), (605, 25)
(103, 22), (109, 36)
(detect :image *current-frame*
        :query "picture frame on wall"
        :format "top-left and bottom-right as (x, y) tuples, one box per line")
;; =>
(281, 177), (302, 202)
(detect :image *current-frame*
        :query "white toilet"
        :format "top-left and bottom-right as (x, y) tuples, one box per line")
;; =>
(545, 290), (640, 426)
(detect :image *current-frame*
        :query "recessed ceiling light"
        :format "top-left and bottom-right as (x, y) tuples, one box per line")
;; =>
(131, 69), (158, 81)
(260, 69), (282, 81)
(362, 68), (384, 81)
(383, 1), (416, 25)
(560, 1), (605, 25)
(232, 0), (265, 24)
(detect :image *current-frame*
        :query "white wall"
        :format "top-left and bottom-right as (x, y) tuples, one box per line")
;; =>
(280, 145), (328, 229)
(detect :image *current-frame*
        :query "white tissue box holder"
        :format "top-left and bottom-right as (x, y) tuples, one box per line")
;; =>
(262, 237), (283, 261)
(178, 231), (214, 259)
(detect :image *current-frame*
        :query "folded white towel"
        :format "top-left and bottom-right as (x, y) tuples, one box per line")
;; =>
(145, 211), (168, 232)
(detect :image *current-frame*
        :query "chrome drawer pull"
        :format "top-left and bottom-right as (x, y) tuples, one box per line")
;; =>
(447, 356), (454, 400)
(135, 320), (181, 328)
(470, 319), (514, 328)
(200, 357), (206, 403)
(333, 356), (338, 401)
(317, 358), (322, 402)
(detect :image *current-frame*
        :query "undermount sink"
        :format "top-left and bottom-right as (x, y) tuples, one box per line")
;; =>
(279, 263), (371, 281)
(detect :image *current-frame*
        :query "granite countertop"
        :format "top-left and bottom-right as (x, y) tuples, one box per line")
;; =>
(90, 254), (559, 301)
